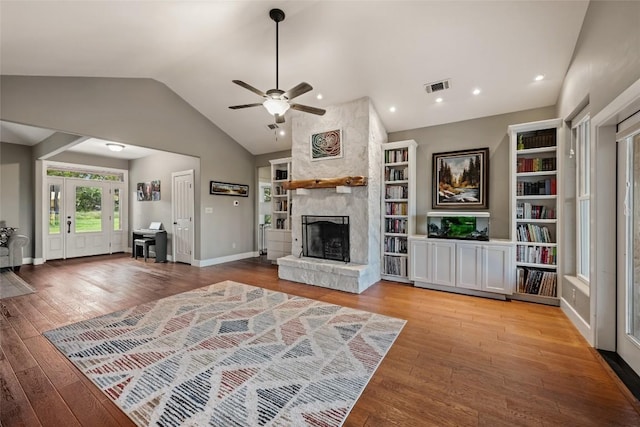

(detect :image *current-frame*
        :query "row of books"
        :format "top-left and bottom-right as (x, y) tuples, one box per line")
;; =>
(517, 157), (556, 173)
(383, 255), (408, 277)
(516, 202), (556, 220)
(516, 224), (553, 243)
(384, 236), (408, 254)
(385, 185), (408, 200)
(385, 202), (408, 216)
(516, 178), (557, 196)
(385, 166), (409, 182)
(385, 218), (408, 234)
(517, 130), (556, 150)
(516, 245), (557, 265)
(384, 148), (409, 164)
(516, 268), (557, 297)
(274, 218), (287, 229)
(273, 200), (288, 212)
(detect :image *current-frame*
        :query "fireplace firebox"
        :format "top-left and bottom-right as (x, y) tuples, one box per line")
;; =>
(302, 216), (350, 263)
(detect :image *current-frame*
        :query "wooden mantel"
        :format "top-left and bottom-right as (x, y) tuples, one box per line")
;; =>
(282, 176), (368, 190)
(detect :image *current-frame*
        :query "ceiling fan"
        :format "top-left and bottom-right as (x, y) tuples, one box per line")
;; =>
(229, 8), (325, 124)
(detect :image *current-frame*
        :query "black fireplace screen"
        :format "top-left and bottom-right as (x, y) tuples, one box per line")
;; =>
(302, 215), (350, 263)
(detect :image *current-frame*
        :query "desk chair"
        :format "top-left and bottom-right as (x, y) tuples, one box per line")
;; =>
(134, 222), (162, 262)
(134, 237), (155, 262)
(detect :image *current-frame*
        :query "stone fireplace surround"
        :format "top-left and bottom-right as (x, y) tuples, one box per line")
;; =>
(277, 97), (387, 293)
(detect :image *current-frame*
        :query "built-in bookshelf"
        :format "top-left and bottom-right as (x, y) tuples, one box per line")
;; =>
(509, 119), (562, 305)
(381, 140), (416, 282)
(267, 157), (292, 262)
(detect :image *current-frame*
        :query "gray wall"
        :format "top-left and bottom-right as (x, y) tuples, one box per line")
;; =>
(556, 1), (640, 325)
(389, 106), (556, 238)
(0, 142), (34, 258)
(50, 151), (130, 170)
(0, 76), (256, 261)
(129, 151), (199, 256)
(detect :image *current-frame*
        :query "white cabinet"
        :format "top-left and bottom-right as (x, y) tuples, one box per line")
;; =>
(381, 140), (417, 282)
(410, 236), (512, 297)
(266, 228), (292, 261)
(456, 242), (512, 294)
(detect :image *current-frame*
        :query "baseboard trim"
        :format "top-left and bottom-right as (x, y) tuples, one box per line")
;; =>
(560, 296), (593, 345)
(194, 251), (259, 267)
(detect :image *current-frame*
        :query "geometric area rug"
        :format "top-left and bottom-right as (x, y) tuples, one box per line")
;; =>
(44, 280), (406, 426)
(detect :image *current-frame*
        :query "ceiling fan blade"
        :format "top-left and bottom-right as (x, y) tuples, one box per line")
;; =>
(232, 80), (267, 98)
(290, 103), (326, 116)
(229, 103), (263, 110)
(283, 82), (312, 100)
(275, 114), (286, 124)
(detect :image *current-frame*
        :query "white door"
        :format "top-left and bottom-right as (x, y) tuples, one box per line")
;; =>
(409, 239), (430, 283)
(482, 244), (512, 295)
(456, 243), (483, 290)
(109, 182), (127, 253)
(432, 241), (456, 287)
(617, 133), (640, 375)
(64, 178), (110, 258)
(172, 170), (194, 264)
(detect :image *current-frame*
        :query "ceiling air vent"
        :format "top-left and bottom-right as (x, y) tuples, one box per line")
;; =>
(266, 123), (279, 131)
(425, 79), (451, 93)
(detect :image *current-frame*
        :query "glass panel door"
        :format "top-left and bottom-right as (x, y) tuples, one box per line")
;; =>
(75, 185), (103, 233)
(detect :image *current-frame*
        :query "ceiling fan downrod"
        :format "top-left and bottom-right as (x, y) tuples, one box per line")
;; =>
(269, 8), (285, 92)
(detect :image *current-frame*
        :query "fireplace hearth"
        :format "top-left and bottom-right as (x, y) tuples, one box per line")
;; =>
(302, 215), (349, 263)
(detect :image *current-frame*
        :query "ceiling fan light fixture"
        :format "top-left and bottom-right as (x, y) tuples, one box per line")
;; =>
(263, 98), (290, 116)
(106, 143), (125, 152)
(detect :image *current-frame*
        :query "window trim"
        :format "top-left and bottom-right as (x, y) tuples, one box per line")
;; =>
(573, 114), (591, 284)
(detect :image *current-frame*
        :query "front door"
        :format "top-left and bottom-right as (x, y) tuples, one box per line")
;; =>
(617, 132), (640, 376)
(172, 170), (194, 264)
(46, 172), (127, 260)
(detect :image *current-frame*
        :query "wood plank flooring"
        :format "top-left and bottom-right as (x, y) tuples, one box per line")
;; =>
(1, 254), (639, 426)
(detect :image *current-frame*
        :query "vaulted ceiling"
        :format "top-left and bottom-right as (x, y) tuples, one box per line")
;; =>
(0, 1), (589, 155)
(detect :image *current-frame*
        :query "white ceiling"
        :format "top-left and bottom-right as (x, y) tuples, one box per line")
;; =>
(0, 1), (589, 155)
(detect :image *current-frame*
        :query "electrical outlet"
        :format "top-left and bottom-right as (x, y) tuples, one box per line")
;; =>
(232, 242), (236, 249)
(572, 288), (576, 304)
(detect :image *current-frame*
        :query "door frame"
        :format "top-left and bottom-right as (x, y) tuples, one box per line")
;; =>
(591, 77), (640, 352)
(41, 161), (129, 262)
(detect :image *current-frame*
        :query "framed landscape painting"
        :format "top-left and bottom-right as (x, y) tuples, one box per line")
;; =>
(432, 147), (489, 209)
(210, 181), (249, 197)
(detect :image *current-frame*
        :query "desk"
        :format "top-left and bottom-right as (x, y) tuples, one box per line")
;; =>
(132, 229), (167, 263)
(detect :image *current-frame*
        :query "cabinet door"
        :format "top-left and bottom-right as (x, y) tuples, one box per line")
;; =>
(409, 239), (430, 283)
(483, 245), (513, 294)
(431, 242), (456, 287)
(456, 243), (483, 290)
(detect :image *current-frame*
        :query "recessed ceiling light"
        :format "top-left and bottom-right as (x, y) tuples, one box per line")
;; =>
(316, 94), (323, 100)
(389, 106), (396, 113)
(106, 143), (125, 152)
(534, 74), (545, 81)
(472, 88), (481, 95)
(279, 130), (286, 136)
(435, 97), (443, 103)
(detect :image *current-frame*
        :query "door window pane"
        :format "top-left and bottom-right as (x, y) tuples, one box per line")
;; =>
(579, 199), (590, 278)
(113, 188), (121, 231)
(49, 184), (61, 234)
(75, 186), (102, 233)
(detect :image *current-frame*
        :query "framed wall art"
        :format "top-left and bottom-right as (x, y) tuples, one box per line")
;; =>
(432, 147), (489, 209)
(310, 129), (342, 161)
(209, 181), (249, 197)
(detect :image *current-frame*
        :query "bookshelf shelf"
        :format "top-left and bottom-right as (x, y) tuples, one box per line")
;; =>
(509, 119), (562, 304)
(381, 140), (416, 283)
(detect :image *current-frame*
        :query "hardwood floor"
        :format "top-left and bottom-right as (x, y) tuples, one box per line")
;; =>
(1, 254), (639, 426)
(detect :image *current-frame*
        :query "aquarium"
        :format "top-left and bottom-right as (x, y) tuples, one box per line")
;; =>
(427, 212), (489, 241)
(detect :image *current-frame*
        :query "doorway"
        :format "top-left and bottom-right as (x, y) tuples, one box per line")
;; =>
(257, 166), (272, 256)
(45, 164), (127, 260)
(616, 129), (640, 376)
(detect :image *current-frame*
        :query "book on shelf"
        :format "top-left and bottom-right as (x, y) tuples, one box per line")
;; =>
(516, 224), (553, 243)
(385, 202), (408, 216)
(384, 236), (408, 254)
(383, 255), (407, 277)
(517, 129), (556, 150)
(385, 166), (409, 181)
(385, 185), (408, 199)
(516, 202), (556, 219)
(516, 157), (556, 173)
(384, 148), (409, 164)
(516, 245), (556, 265)
(385, 218), (408, 234)
(516, 267), (557, 296)
(516, 178), (557, 196)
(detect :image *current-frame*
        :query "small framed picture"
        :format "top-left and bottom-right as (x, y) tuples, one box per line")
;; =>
(310, 129), (342, 161)
(209, 181), (249, 197)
